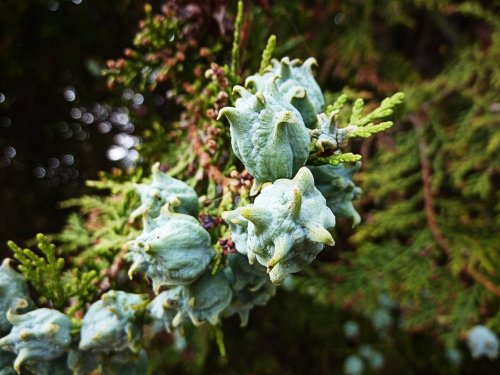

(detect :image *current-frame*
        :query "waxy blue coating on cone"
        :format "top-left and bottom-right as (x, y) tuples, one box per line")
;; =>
(223, 253), (276, 326)
(130, 162), (199, 220)
(0, 307), (72, 373)
(467, 325), (499, 360)
(147, 271), (232, 329)
(309, 163), (362, 226)
(128, 207), (214, 292)
(218, 75), (310, 193)
(246, 57), (324, 128)
(0, 259), (33, 335)
(224, 167), (336, 285)
(79, 291), (146, 353)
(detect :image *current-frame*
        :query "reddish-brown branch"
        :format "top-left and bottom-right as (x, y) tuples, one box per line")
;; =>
(98, 255), (126, 294)
(188, 124), (231, 187)
(467, 267), (500, 297)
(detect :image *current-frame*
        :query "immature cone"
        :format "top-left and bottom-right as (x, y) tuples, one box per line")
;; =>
(127, 206), (214, 292)
(0, 304), (72, 373)
(308, 163), (362, 226)
(0, 259), (34, 334)
(223, 253), (276, 326)
(467, 325), (499, 360)
(147, 288), (183, 334)
(79, 291), (146, 353)
(246, 57), (324, 128)
(310, 111), (339, 152)
(218, 75), (310, 194)
(148, 271), (232, 329)
(224, 167), (336, 285)
(130, 162), (199, 220)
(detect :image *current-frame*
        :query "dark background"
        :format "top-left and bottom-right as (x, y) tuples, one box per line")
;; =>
(0, 0), (143, 247)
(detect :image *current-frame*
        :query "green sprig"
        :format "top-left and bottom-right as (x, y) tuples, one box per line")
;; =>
(230, 0), (244, 77)
(7, 234), (98, 312)
(334, 92), (405, 141)
(309, 153), (362, 166)
(259, 35), (277, 73)
(326, 93), (348, 114)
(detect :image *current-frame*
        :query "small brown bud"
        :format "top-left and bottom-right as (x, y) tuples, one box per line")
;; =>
(199, 47), (211, 58)
(124, 48), (135, 58)
(175, 51), (185, 62)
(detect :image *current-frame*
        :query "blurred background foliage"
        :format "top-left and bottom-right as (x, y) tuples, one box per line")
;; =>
(0, 0), (499, 373)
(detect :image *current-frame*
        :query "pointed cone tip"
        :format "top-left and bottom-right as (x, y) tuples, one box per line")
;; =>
(238, 207), (256, 221)
(293, 167), (315, 189)
(290, 188), (302, 219)
(250, 179), (263, 196)
(232, 85), (250, 98)
(255, 92), (266, 104)
(151, 162), (161, 175)
(276, 111), (300, 126)
(14, 349), (29, 374)
(1, 257), (13, 268)
(280, 56), (291, 65)
(352, 211), (361, 227)
(128, 263), (139, 280)
(268, 237), (292, 269)
(265, 75), (281, 93)
(303, 57), (318, 71)
(217, 107), (237, 121)
(291, 87), (305, 99)
(307, 225), (335, 246)
(244, 76), (258, 88)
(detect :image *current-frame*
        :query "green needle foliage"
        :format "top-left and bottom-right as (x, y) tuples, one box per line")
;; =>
(7, 234), (98, 313)
(259, 34), (277, 73)
(57, 170), (142, 270)
(311, 152), (362, 167)
(230, 0), (244, 77)
(329, 91), (405, 140)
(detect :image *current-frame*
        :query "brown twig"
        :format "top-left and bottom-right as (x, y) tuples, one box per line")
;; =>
(467, 267), (500, 296)
(412, 112), (452, 256)
(98, 255), (126, 295)
(188, 124), (231, 187)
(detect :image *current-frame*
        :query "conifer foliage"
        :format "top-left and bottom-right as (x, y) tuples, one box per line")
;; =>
(1, 0), (499, 374)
